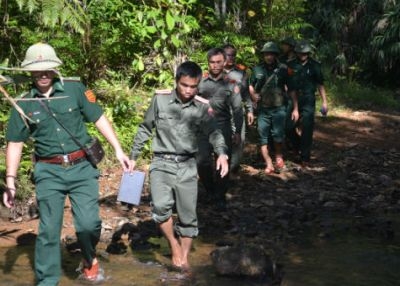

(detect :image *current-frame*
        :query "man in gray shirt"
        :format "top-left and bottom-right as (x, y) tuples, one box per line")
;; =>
(129, 61), (228, 271)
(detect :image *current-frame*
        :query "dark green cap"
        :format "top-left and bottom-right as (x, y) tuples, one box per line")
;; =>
(281, 37), (297, 47)
(261, 41), (279, 54)
(295, 40), (312, 53)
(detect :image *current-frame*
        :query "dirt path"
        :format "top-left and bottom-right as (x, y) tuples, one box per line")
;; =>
(1, 108), (399, 250)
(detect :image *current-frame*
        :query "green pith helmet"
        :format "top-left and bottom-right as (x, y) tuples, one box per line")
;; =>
(281, 37), (297, 47)
(295, 40), (312, 53)
(21, 42), (62, 71)
(261, 42), (280, 54)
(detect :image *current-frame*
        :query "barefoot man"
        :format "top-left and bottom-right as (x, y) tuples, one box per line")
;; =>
(128, 61), (229, 270)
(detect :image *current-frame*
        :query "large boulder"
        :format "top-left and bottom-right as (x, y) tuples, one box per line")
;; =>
(210, 244), (276, 278)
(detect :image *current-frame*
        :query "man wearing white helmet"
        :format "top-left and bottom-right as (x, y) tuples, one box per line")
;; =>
(3, 42), (132, 284)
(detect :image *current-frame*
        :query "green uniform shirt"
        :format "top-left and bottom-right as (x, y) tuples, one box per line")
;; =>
(130, 90), (227, 160)
(198, 72), (243, 134)
(287, 58), (324, 95)
(6, 79), (103, 157)
(249, 62), (295, 107)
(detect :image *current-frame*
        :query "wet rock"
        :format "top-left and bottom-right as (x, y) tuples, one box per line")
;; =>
(210, 244), (275, 277)
(28, 204), (39, 219)
(106, 241), (127, 254)
(371, 194), (385, 203)
(378, 174), (393, 186)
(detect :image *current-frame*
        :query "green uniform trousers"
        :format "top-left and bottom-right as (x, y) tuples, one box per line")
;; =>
(286, 93), (316, 161)
(149, 157), (199, 237)
(33, 160), (101, 286)
(257, 105), (287, 145)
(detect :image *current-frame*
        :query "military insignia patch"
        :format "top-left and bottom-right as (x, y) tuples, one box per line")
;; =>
(85, 90), (96, 102)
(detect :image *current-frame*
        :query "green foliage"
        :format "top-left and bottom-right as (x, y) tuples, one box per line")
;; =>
(369, 2), (400, 85)
(128, 0), (200, 87)
(90, 74), (153, 159)
(327, 77), (400, 111)
(193, 31), (257, 69)
(305, 0), (400, 87)
(16, 0), (88, 34)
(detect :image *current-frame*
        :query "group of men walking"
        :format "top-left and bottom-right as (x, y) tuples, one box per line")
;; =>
(2, 38), (327, 285)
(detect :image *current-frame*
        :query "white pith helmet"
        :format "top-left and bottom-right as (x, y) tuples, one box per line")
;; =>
(21, 42), (62, 71)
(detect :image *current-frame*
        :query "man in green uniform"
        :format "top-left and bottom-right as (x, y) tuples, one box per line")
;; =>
(223, 44), (254, 173)
(197, 47), (243, 210)
(2, 42), (131, 285)
(249, 42), (299, 174)
(286, 40), (328, 166)
(129, 61), (228, 270)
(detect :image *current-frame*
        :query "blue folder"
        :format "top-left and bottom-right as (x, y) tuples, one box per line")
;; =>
(117, 171), (146, 205)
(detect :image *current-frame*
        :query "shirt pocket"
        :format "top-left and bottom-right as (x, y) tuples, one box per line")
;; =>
(28, 109), (52, 136)
(53, 102), (81, 130)
(156, 112), (176, 128)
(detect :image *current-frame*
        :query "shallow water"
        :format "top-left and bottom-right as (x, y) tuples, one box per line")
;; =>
(1, 231), (400, 286)
(282, 233), (400, 286)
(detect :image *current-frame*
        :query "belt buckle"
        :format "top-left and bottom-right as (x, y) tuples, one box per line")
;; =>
(174, 156), (180, 163)
(62, 155), (71, 167)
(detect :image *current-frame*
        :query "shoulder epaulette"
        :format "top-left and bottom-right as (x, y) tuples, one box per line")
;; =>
(155, 89), (172, 95)
(63, 76), (81, 82)
(194, 95), (210, 105)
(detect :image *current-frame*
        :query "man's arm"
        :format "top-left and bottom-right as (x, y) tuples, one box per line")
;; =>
(230, 85), (244, 144)
(4, 141), (24, 208)
(288, 90), (299, 122)
(318, 84), (328, 112)
(95, 115), (131, 171)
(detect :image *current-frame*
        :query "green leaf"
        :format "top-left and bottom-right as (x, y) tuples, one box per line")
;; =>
(146, 26), (157, 34)
(154, 39), (161, 49)
(138, 59), (144, 71)
(171, 34), (181, 48)
(166, 11), (175, 30)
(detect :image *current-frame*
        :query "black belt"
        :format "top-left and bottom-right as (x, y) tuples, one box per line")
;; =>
(154, 153), (194, 163)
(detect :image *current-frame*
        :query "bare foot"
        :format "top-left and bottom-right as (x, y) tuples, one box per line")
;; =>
(170, 240), (183, 268)
(265, 156), (275, 174)
(180, 261), (191, 272)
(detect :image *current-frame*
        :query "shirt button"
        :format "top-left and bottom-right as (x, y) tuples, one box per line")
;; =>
(57, 128), (60, 132)
(69, 108), (72, 112)
(61, 143), (65, 147)
(36, 119), (40, 123)
(52, 113), (56, 116)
